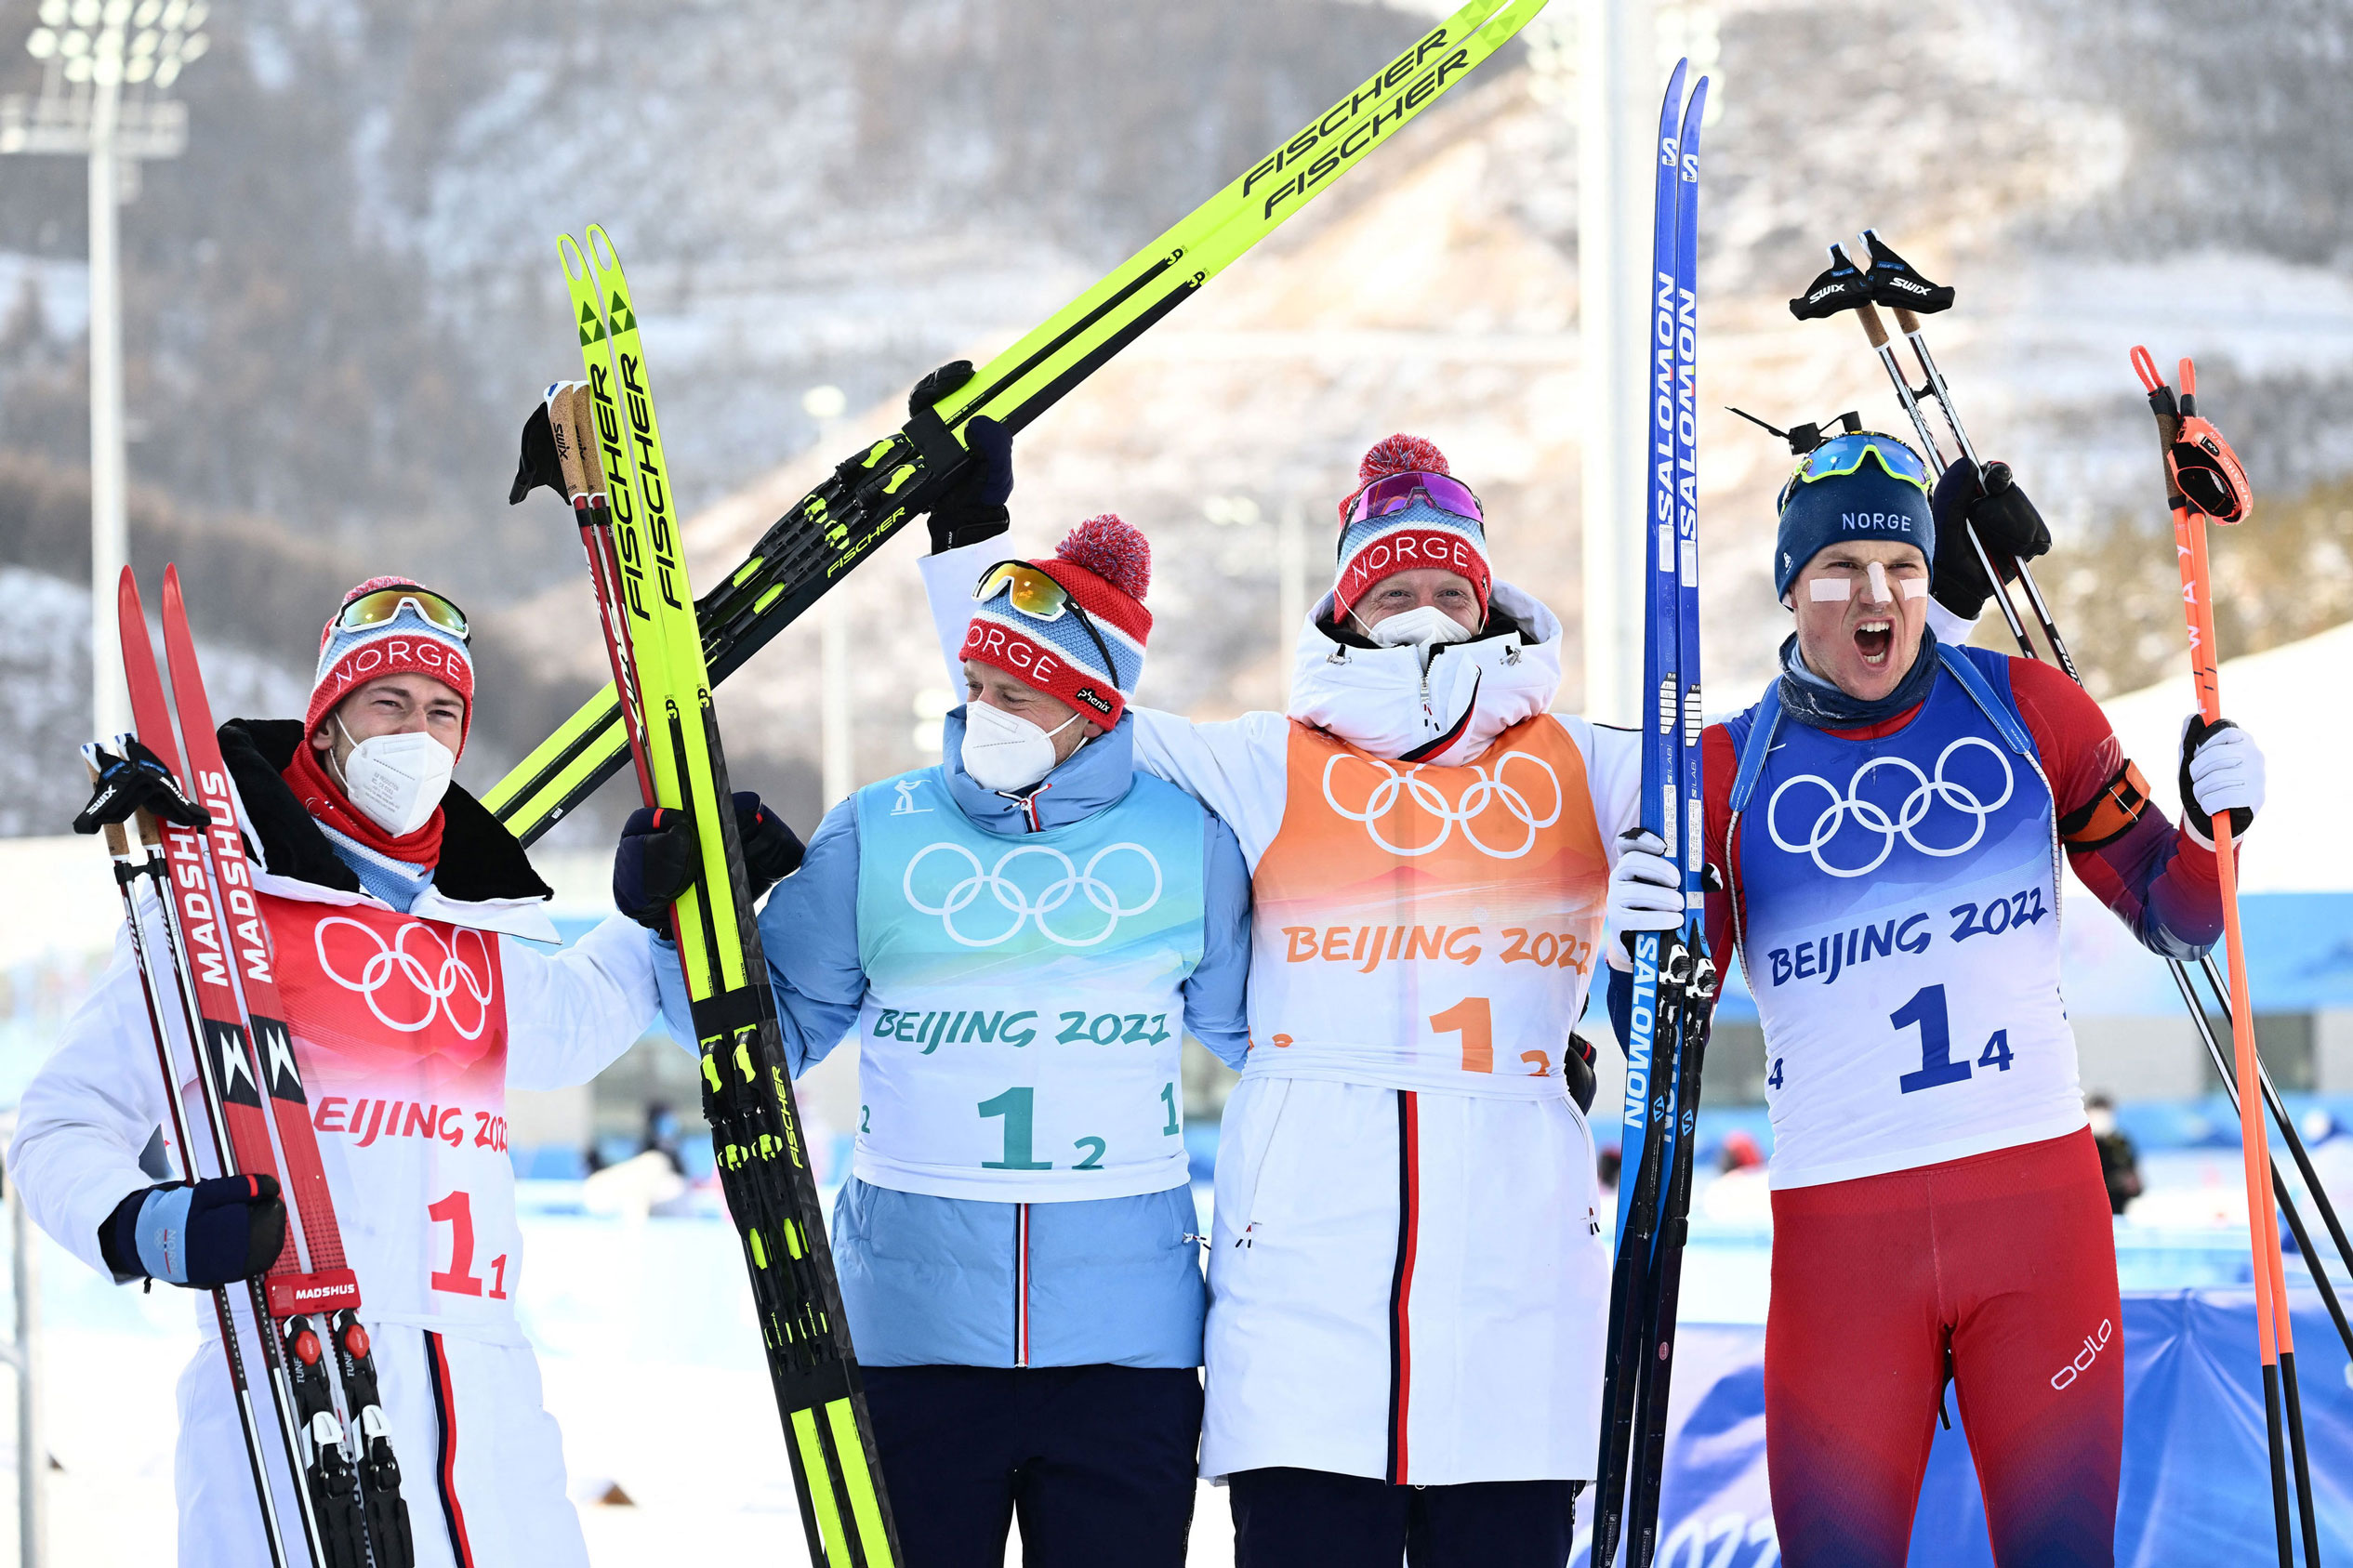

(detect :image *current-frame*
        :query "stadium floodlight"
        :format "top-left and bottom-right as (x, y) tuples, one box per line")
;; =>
(4, 0), (206, 744)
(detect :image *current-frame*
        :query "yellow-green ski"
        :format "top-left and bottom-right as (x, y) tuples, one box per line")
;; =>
(562, 227), (900, 1568)
(486, 0), (1549, 842)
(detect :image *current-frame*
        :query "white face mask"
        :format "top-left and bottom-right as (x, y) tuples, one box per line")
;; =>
(960, 702), (1082, 794)
(332, 718), (456, 838)
(1360, 603), (1476, 651)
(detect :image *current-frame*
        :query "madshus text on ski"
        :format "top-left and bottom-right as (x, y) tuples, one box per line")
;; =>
(10, 5), (2329, 1568)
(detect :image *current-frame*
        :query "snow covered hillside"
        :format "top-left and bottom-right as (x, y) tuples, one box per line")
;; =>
(3, 0), (2349, 834)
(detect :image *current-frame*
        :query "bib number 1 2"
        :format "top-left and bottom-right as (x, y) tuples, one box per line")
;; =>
(1893, 983), (2015, 1095)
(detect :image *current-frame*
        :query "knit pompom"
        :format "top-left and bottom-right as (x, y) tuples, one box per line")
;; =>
(1357, 434), (1449, 483)
(1056, 514), (1151, 600)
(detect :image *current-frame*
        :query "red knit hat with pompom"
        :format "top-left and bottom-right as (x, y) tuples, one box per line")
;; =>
(1330, 433), (1492, 623)
(305, 576), (475, 753)
(960, 515), (1154, 726)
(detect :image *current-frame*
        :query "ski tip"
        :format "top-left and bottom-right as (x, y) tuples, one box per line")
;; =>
(162, 561), (184, 610)
(558, 232), (589, 282)
(587, 223), (621, 275)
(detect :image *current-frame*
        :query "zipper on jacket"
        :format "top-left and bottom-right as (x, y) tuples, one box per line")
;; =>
(1013, 1201), (1031, 1367)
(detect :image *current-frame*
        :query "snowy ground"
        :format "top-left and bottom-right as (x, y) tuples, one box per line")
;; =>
(0, 1163), (2338, 1567)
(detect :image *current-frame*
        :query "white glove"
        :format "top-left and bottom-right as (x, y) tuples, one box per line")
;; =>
(2177, 714), (2266, 845)
(1607, 829), (1686, 939)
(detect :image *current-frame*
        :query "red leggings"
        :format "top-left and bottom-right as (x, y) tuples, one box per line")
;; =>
(1765, 1129), (2122, 1567)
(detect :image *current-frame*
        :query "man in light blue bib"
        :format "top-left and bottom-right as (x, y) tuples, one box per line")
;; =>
(639, 512), (1249, 1568)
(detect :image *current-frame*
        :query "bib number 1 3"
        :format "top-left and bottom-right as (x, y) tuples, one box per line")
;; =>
(1892, 983), (2015, 1095)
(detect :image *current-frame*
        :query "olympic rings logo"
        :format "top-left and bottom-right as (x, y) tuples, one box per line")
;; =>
(1320, 750), (1564, 859)
(1765, 737), (2016, 878)
(312, 917), (496, 1038)
(902, 842), (1163, 948)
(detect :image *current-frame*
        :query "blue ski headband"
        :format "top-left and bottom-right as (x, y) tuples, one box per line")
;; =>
(1773, 432), (1936, 600)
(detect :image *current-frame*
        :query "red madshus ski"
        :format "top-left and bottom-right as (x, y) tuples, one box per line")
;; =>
(84, 745), (300, 1568)
(123, 566), (416, 1568)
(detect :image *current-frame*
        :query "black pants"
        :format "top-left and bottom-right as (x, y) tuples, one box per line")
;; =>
(861, 1364), (1202, 1568)
(1229, 1466), (1581, 1568)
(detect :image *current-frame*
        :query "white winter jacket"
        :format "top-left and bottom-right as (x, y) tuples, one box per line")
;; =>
(924, 546), (1644, 1483)
(9, 723), (661, 1347)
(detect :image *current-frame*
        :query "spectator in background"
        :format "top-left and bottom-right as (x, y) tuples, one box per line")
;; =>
(2087, 1095), (2142, 1217)
(1702, 1129), (1773, 1224)
(641, 1101), (685, 1177)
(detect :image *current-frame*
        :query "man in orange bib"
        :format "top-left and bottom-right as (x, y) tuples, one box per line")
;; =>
(923, 437), (1648, 1567)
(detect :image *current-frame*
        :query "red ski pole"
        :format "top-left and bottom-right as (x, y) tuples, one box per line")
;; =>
(2132, 346), (2318, 1566)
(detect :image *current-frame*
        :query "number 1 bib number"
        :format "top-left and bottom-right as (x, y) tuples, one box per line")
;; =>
(976, 1083), (1181, 1172)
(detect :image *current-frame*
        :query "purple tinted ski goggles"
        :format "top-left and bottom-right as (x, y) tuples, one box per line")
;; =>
(1338, 470), (1486, 530)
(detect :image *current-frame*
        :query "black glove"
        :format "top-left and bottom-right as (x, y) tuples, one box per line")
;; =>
(1565, 1033), (1598, 1114)
(73, 738), (211, 835)
(2177, 715), (2259, 841)
(614, 793), (805, 929)
(735, 794), (807, 896)
(100, 1174), (285, 1288)
(909, 361), (1014, 553)
(1929, 459), (2052, 618)
(509, 396), (567, 506)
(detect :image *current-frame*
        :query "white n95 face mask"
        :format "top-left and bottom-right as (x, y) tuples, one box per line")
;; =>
(334, 719), (456, 838)
(960, 702), (1082, 793)
(1363, 604), (1476, 651)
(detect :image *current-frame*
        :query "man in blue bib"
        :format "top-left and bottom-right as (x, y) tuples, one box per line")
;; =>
(1611, 433), (2267, 1566)
(630, 512), (1250, 1568)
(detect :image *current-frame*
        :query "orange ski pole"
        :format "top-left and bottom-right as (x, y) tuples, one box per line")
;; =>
(2133, 346), (2317, 1565)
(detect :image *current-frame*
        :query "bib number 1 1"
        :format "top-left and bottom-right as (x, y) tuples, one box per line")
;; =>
(1893, 984), (2015, 1095)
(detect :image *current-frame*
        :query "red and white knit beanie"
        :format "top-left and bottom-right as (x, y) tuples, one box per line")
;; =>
(1331, 434), (1493, 623)
(960, 515), (1152, 726)
(305, 577), (475, 754)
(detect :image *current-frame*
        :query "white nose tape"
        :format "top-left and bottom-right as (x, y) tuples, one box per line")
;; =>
(1865, 561), (1894, 604)
(1807, 578), (1851, 602)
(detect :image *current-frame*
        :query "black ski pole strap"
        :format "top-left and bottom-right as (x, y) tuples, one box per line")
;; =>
(1861, 230), (1956, 314)
(902, 403), (972, 500)
(1788, 244), (1873, 321)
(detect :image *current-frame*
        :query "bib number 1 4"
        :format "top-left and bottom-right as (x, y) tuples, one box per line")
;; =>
(1892, 983), (2014, 1095)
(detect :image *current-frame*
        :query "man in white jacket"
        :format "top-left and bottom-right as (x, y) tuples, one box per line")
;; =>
(924, 437), (1646, 1567)
(11, 579), (685, 1568)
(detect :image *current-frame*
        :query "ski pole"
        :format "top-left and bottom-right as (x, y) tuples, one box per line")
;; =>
(2204, 949), (2353, 1299)
(2167, 963), (2353, 1359)
(1854, 231), (2083, 679)
(1840, 286), (2039, 661)
(2134, 347), (2318, 1567)
(80, 762), (298, 1568)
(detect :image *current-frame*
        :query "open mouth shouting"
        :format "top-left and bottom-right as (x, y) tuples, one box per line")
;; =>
(1855, 618), (1894, 667)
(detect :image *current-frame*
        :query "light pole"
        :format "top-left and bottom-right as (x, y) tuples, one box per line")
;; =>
(1571, 0), (1654, 728)
(1276, 498), (1304, 706)
(2, 0), (206, 744)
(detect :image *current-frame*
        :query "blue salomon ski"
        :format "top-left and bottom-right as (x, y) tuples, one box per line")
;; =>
(1593, 62), (1718, 1568)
